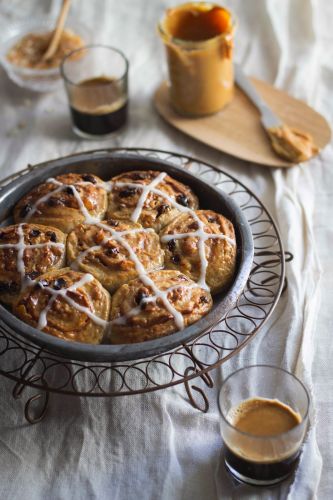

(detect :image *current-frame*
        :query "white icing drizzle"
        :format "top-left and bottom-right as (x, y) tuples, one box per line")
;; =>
(130, 172), (166, 222)
(37, 273), (108, 330)
(110, 176), (236, 291)
(23, 183), (64, 221)
(0, 223), (65, 292)
(110, 282), (198, 327)
(20, 172), (218, 334)
(71, 226), (154, 270)
(94, 220), (186, 330)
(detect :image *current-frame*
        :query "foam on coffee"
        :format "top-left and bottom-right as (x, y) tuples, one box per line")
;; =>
(228, 397), (301, 437)
(225, 397), (302, 464)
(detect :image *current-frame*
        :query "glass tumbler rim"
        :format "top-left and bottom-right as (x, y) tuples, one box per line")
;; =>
(60, 44), (129, 87)
(218, 364), (310, 441)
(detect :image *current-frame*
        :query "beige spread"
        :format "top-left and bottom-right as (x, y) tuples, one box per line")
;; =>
(159, 2), (234, 116)
(7, 29), (84, 69)
(267, 125), (319, 163)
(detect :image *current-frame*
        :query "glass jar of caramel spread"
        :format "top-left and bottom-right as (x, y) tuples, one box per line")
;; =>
(158, 2), (235, 117)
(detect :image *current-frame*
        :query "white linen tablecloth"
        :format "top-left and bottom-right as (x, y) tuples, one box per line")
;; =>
(0, 1), (332, 499)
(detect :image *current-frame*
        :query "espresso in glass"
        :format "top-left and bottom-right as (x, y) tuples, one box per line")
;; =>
(61, 46), (128, 139)
(69, 76), (128, 135)
(218, 366), (309, 486)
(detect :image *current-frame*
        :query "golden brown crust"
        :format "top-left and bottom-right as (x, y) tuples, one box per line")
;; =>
(160, 210), (237, 294)
(107, 170), (199, 232)
(0, 223), (66, 306)
(14, 173), (107, 233)
(66, 219), (164, 292)
(107, 269), (212, 344)
(13, 268), (110, 344)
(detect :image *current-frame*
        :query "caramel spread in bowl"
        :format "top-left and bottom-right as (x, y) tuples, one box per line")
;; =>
(6, 29), (84, 69)
(159, 2), (235, 116)
(267, 125), (319, 163)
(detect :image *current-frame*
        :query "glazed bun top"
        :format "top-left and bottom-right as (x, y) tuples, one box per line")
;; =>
(67, 218), (164, 292)
(107, 170), (199, 232)
(14, 268), (111, 344)
(14, 173), (108, 233)
(107, 269), (213, 344)
(0, 223), (66, 305)
(160, 209), (237, 294)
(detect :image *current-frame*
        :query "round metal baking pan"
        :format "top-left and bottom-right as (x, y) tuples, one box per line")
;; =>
(0, 150), (254, 362)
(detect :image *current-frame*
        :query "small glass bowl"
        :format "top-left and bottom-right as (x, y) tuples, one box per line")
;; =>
(0, 17), (91, 93)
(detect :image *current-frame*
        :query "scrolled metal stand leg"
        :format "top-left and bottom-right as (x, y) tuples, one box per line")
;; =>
(183, 346), (214, 413)
(12, 349), (50, 424)
(250, 250), (294, 296)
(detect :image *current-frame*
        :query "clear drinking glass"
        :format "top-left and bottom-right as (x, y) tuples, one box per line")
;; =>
(218, 365), (310, 487)
(61, 45), (129, 139)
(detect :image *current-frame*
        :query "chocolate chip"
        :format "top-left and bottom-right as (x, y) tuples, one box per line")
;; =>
(82, 174), (97, 184)
(208, 215), (217, 223)
(46, 231), (57, 243)
(131, 173), (147, 180)
(47, 197), (63, 207)
(0, 281), (18, 293)
(107, 219), (119, 227)
(0, 231), (5, 240)
(105, 247), (119, 256)
(171, 254), (181, 264)
(188, 222), (199, 230)
(26, 271), (39, 280)
(135, 290), (149, 305)
(157, 204), (170, 217)
(176, 194), (189, 207)
(200, 295), (209, 304)
(29, 229), (41, 238)
(0, 282), (9, 292)
(119, 187), (137, 198)
(53, 278), (67, 290)
(20, 203), (32, 218)
(167, 239), (176, 252)
(65, 186), (74, 195)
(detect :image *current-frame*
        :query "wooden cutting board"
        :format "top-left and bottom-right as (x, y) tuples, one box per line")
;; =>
(153, 79), (331, 168)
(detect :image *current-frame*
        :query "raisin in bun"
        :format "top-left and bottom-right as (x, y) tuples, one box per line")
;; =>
(67, 219), (164, 293)
(0, 223), (66, 306)
(160, 210), (237, 294)
(13, 268), (110, 344)
(107, 269), (212, 344)
(14, 173), (107, 233)
(107, 170), (199, 232)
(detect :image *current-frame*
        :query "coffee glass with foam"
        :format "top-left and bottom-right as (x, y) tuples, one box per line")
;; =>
(218, 365), (310, 486)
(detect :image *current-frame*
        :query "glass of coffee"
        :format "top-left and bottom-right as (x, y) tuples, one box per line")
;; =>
(61, 45), (128, 139)
(218, 365), (310, 487)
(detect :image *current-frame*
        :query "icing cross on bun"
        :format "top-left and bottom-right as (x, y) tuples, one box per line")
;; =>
(14, 173), (108, 233)
(67, 219), (164, 292)
(160, 210), (236, 294)
(107, 270), (213, 344)
(14, 268), (111, 344)
(6, 168), (238, 347)
(107, 170), (199, 232)
(0, 223), (66, 305)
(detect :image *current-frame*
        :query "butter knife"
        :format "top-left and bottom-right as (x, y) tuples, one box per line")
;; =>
(234, 64), (282, 129)
(234, 64), (318, 163)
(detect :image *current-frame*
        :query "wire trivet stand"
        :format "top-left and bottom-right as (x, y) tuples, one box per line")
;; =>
(0, 148), (291, 423)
